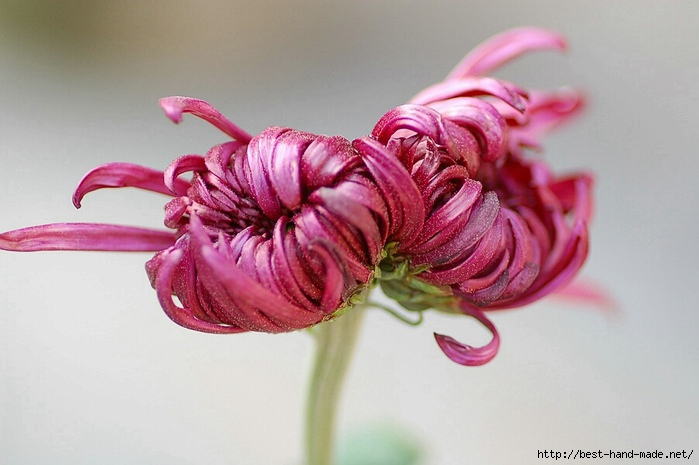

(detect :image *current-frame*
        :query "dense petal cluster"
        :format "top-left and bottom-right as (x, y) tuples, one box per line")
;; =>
(152, 101), (428, 333)
(370, 28), (592, 364)
(0, 28), (593, 366)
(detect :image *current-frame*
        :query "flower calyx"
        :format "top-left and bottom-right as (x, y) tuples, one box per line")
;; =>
(374, 243), (456, 313)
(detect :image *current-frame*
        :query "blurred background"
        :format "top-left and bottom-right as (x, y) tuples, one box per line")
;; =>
(0, 1), (697, 464)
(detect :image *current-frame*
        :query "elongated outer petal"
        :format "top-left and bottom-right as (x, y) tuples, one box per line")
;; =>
(159, 96), (253, 143)
(446, 27), (567, 79)
(0, 223), (175, 252)
(434, 302), (500, 366)
(73, 163), (190, 208)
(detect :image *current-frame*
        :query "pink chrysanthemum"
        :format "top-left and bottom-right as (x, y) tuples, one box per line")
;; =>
(0, 28), (594, 366)
(1, 97), (423, 333)
(369, 28), (592, 365)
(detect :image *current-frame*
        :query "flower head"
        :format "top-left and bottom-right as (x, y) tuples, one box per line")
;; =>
(367, 28), (592, 364)
(0, 28), (594, 366)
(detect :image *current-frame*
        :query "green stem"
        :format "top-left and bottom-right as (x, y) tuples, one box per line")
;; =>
(305, 306), (365, 465)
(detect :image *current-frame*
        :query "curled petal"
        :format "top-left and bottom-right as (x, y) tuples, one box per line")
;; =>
(446, 27), (567, 79)
(0, 223), (175, 252)
(423, 212), (504, 285)
(159, 96), (253, 143)
(73, 163), (189, 208)
(353, 137), (425, 247)
(411, 168), (482, 250)
(203, 141), (242, 181)
(154, 248), (246, 333)
(301, 136), (359, 191)
(428, 98), (511, 163)
(164, 155), (206, 194)
(372, 105), (446, 145)
(267, 130), (313, 211)
(434, 303), (500, 366)
(548, 172), (594, 222)
(189, 215), (322, 332)
(311, 187), (383, 262)
(307, 239), (351, 315)
(245, 126), (290, 219)
(411, 191), (500, 263)
(410, 77), (527, 111)
(494, 220), (589, 309)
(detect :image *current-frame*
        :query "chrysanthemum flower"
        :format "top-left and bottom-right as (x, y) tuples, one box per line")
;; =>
(368, 28), (593, 365)
(0, 97), (423, 333)
(0, 28), (594, 367)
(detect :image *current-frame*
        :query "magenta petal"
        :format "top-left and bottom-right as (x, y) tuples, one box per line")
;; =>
(154, 248), (246, 334)
(434, 303), (500, 366)
(428, 98), (511, 162)
(311, 187), (383, 262)
(371, 105), (445, 144)
(189, 215), (322, 331)
(410, 77), (526, 111)
(519, 220), (589, 306)
(353, 137), (425, 247)
(0, 223), (175, 252)
(73, 163), (189, 208)
(516, 89), (585, 137)
(446, 27), (567, 79)
(246, 127), (288, 219)
(159, 96), (253, 143)
(203, 141), (242, 184)
(164, 154), (206, 194)
(267, 130), (311, 211)
(423, 214), (504, 285)
(307, 239), (349, 315)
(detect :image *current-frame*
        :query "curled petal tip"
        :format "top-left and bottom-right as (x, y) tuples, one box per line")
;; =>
(72, 162), (187, 209)
(158, 96), (253, 143)
(434, 332), (499, 366)
(434, 304), (500, 366)
(159, 96), (186, 124)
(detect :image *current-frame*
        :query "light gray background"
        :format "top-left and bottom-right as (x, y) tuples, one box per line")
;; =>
(1, 2), (697, 464)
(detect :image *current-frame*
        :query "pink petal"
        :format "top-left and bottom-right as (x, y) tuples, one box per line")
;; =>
(446, 28), (567, 79)
(73, 163), (189, 208)
(159, 96), (253, 143)
(189, 215), (322, 332)
(310, 187), (383, 262)
(0, 223), (175, 252)
(422, 213), (504, 285)
(434, 303), (500, 366)
(164, 154), (206, 194)
(154, 247), (247, 334)
(371, 105), (446, 145)
(550, 279), (619, 313)
(353, 137), (425, 247)
(428, 98), (511, 163)
(307, 239), (349, 315)
(410, 77), (527, 111)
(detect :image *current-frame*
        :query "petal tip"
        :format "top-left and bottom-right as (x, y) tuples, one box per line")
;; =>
(159, 97), (186, 124)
